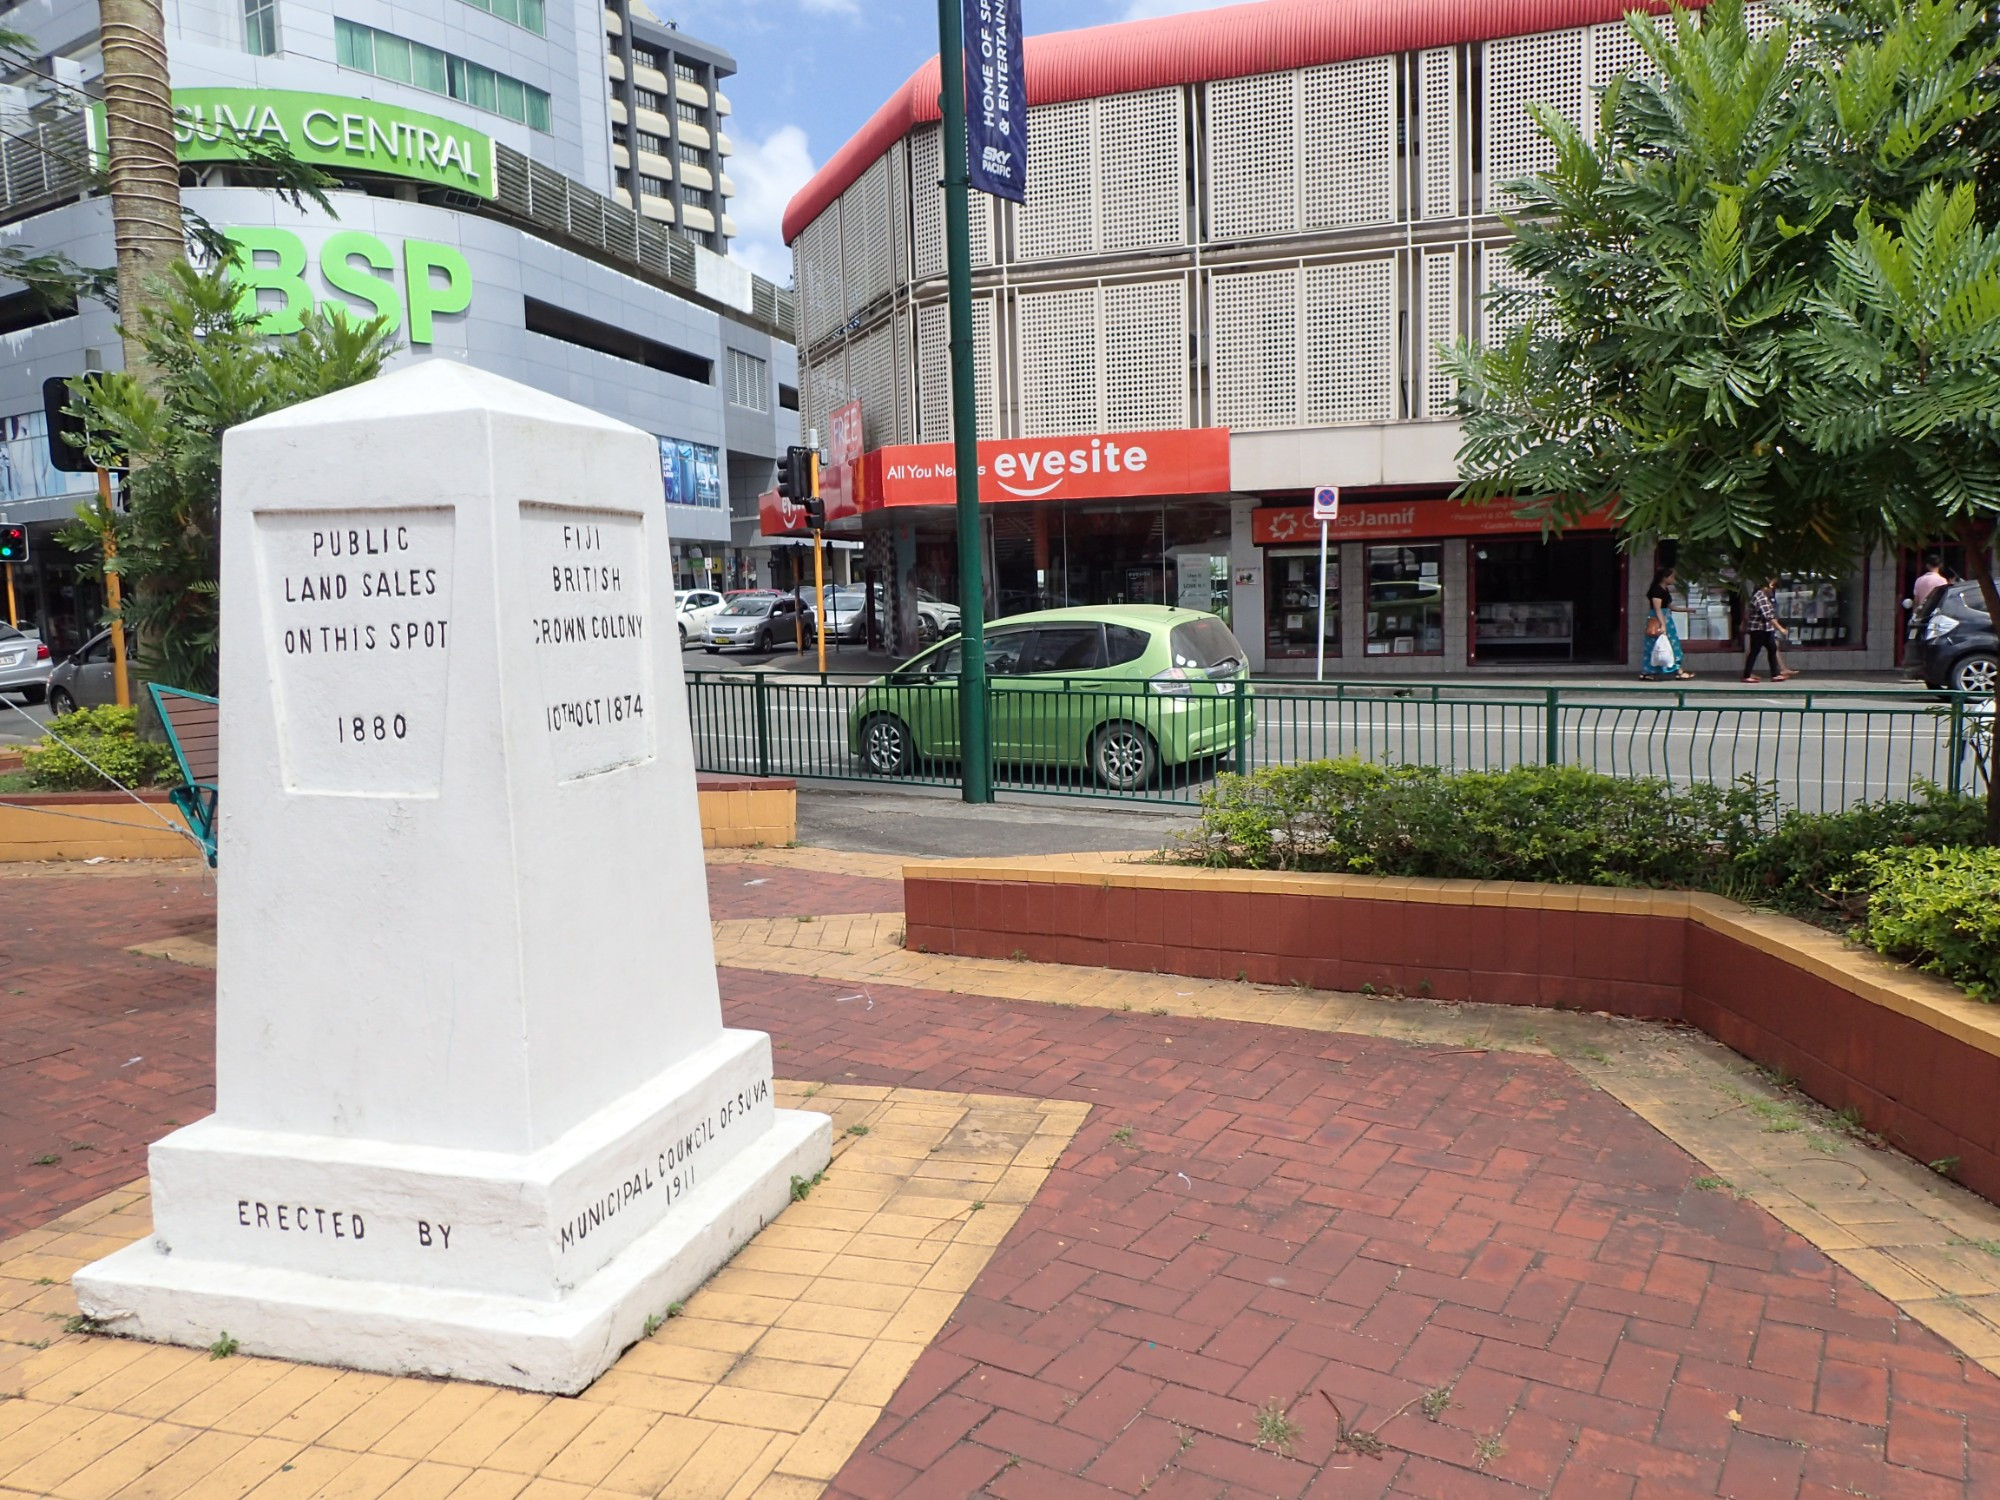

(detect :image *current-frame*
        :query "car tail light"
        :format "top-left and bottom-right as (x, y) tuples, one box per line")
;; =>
(35, 642), (48, 660)
(1149, 668), (1193, 697)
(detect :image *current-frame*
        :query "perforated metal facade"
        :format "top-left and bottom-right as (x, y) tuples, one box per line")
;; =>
(791, 16), (1650, 469)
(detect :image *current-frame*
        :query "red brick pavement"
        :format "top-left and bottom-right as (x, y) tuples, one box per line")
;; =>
(8, 868), (1997, 1496)
(714, 970), (2000, 1499)
(703, 863), (902, 920)
(0, 867), (217, 1240)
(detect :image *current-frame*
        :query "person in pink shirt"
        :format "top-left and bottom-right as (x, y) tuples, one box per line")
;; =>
(1912, 555), (1950, 609)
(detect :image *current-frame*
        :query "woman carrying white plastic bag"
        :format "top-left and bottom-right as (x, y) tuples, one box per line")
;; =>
(1640, 567), (1696, 681)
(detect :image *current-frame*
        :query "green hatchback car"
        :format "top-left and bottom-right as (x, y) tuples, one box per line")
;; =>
(846, 605), (1254, 791)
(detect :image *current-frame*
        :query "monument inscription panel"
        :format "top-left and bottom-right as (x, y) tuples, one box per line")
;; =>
(255, 508), (455, 796)
(522, 504), (653, 780)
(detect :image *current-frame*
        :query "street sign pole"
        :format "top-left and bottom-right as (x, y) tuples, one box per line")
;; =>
(4, 565), (15, 629)
(1316, 520), (1329, 683)
(1312, 486), (1338, 684)
(937, 0), (991, 803)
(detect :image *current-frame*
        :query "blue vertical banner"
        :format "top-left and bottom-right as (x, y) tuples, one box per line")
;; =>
(964, 0), (1026, 202)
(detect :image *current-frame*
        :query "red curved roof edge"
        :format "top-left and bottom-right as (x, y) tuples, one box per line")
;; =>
(783, 0), (1689, 244)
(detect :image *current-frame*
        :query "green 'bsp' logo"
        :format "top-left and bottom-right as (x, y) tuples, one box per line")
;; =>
(223, 227), (473, 345)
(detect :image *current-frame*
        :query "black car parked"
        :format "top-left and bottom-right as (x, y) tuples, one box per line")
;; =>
(1912, 581), (1997, 694)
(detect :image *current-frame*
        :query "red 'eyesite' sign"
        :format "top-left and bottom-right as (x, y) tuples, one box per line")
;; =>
(861, 427), (1231, 509)
(1251, 498), (1617, 546)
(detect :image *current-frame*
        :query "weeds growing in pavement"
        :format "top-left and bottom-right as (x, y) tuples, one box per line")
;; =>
(667, 1302), (684, 1318)
(1112, 1126), (1134, 1144)
(208, 1333), (238, 1359)
(846, 1124), (870, 1137)
(643, 1314), (663, 1337)
(61, 1314), (105, 1336)
(31, 1155), (58, 1166)
(1255, 1401), (1300, 1454)
(1474, 1432), (1506, 1468)
(1421, 1386), (1454, 1420)
(1932, 1157), (1962, 1177)
(1692, 1176), (1729, 1192)
(789, 1171), (825, 1201)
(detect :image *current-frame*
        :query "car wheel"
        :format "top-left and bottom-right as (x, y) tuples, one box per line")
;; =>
(1091, 721), (1157, 792)
(756, 627), (772, 652)
(48, 686), (76, 716)
(1950, 652), (1999, 695)
(917, 615), (939, 645)
(703, 645), (719, 654)
(860, 713), (913, 775)
(679, 622), (687, 644)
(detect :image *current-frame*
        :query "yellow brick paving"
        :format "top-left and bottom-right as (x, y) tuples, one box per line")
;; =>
(0, 1087), (1086, 1499)
(713, 905), (2000, 1377)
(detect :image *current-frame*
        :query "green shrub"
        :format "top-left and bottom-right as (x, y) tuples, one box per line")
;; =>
(1853, 847), (2000, 1000)
(22, 706), (176, 792)
(1728, 789), (1987, 920)
(1175, 759), (1763, 888)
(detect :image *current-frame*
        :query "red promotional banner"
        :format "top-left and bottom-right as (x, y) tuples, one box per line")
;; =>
(1252, 498), (1617, 547)
(819, 399), (865, 526)
(862, 427), (1231, 509)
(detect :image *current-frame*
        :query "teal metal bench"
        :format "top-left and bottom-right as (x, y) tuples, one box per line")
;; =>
(150, 683), (219, 866)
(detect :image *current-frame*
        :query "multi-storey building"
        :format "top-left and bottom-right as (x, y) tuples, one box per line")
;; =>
(0, 0), (789, 651)
(784, 0), (1910, 673)
(602, 1), (735, 250)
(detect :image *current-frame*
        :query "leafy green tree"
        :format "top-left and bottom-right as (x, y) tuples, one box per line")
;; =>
(59, 259), (396, 693)
(1447, 0), (2000, 835)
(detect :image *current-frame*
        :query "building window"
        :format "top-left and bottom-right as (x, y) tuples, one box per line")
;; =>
(778, 384), (800, 411)
(682, 187), (711, 210)
(456, 0), (545, 35)
(675, 62), (700, 83)
(1365, 544), (1444, 655)
(242, 0), (278, 55)
(676, 102), (702, 124)
(636, 131), (668, 155)
(634, 89), (663, 112)
(638, 174), (669, 198)
(336, 20), (553, 130)
(1265, 550), (1338, 660)
(677, 144), (704, 168)
(727, 349), (768, 411)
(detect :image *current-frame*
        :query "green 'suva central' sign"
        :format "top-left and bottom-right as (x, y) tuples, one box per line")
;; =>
(90, 88), (497, 199)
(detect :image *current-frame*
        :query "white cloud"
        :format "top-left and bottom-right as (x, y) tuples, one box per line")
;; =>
(799, 0), (860, 13)
(1120, 0), (1247, 18)
(725, 123), (817, 286)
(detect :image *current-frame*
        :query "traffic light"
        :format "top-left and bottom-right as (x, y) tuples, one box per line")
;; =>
(776, 445), (820, 530)
(41, 375), (95, 474)
(0, 527), (26, 564)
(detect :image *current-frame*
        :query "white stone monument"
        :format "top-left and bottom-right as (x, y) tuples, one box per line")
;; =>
(76, 360), (830, 1393)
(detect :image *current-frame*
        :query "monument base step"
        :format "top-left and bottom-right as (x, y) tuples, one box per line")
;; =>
(74, 1108), (832, 1394)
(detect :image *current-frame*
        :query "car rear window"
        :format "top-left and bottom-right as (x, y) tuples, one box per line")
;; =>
(1168, 617), (1245, 672)
(1105, 625), (1150, 666)
(0, 625), (22, 643)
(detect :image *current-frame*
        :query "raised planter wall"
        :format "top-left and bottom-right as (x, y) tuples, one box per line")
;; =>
(905, 855), (2000, 1203)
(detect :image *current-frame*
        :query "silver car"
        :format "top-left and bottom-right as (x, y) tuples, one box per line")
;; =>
(0, 624), (49, 703)
(46, 630), (121, 714)
(701, 593), (816, 653)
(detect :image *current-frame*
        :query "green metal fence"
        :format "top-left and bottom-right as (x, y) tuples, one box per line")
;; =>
(685, 670), (1993, 813)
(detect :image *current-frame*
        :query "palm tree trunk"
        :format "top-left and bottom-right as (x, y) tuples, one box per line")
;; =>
(98, 0), (181, 381)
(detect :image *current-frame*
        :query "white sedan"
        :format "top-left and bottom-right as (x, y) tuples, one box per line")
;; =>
(674, 589), (727, 644)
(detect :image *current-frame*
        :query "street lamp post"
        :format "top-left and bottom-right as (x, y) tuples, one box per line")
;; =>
(935, 0), (992, 804)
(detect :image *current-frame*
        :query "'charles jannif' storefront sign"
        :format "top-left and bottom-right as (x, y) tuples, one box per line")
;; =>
(91, 89), (497, 200)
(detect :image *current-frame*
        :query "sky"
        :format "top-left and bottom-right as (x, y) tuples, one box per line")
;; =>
(664, 0), (1250, 283)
